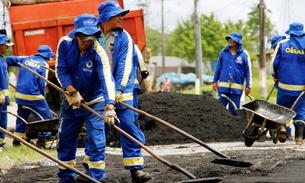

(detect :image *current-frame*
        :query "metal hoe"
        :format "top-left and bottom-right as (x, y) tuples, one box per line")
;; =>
(119, 101), (253, 167)
(18, 62), (222, 181)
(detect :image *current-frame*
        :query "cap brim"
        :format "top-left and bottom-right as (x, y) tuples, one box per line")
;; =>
(225, 36), (231, 41)
(74, 27), (101, 37)
(79, 35), (97, 41)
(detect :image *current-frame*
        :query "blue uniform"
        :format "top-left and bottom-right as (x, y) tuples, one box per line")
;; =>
(98, 28), (145, 170)
(0, 55), (9, 147)
(6, 55), (53, 139)
(213, 44), (252, 116)
(271, 38), (305, 120)
(55, 35), (115, 182)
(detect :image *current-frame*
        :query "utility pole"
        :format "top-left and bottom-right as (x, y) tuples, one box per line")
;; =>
(259, 0), (266, 97)
(194, 0), (202, 94)
(161, 0), (165, 74)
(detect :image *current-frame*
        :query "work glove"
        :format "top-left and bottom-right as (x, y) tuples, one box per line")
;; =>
(115, 90), (122, 103)
(0, 92), (5, 105)
(65, 90), (84, 107)
(104, 104), (120, 127)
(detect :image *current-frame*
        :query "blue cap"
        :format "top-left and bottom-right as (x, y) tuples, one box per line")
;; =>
(270, 35), (286, 49)
(285, 22), (305, 36)
(97, 1), (130, 23)
(36, 45), (55, 59)
(0, 34), (13, 46)
(73, 14), (101, 37)
(225, 32), (243, 45)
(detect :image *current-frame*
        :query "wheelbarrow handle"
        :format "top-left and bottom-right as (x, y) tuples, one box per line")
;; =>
(2, 110), (28, 125)
(266, 83), (277, 101)
(220, 94), (238, 110)
(291, 91), (305, 110)
(18, 62), (197, 180)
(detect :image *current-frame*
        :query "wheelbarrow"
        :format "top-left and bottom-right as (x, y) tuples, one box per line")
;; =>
(3, 109), (59, 149)
(221, 87), (303, 147)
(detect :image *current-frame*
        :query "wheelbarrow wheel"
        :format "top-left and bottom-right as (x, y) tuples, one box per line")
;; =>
(245, 125), (259, 147)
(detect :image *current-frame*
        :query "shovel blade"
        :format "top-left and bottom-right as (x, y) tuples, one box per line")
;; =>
(176, 177), (222, 183)
(211, 158), (253, 167)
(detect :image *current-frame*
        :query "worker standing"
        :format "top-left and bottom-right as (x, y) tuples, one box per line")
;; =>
(212, 32), (252, 116)
(271, 22), (305, 145)
(55, 14), (118, 182)
(95, 1), (152, 183)
(0, 34), (13, 151)
(6, 45), (55, 147)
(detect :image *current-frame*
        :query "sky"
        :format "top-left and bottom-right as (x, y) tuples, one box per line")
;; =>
(123, 0), (305, 35)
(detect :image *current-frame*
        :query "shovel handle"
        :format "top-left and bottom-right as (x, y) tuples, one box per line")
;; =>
(0, 127), (100, 183)
(119, 101), (231, 159)
(19, 62), (197, 180)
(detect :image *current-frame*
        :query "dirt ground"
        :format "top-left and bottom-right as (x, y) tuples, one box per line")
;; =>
(1, 92), (305, 183)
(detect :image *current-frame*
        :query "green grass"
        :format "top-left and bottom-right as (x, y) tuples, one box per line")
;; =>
(0, 137), (57, 170)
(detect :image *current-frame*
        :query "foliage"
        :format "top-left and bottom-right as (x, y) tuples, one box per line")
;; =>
(145, 5), (276, 65)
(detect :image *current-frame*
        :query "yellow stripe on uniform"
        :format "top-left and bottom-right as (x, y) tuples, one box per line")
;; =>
(58, 159), (76, 169)
(1, 89), (9, 96)
(88, 160), (105, 170)
(94, 41), (116, 101)
(120, 30), (133, 87)
(15, 92), (45, 100)
(218, 82), (244, 89)
(123, 157), (144, 166)
(278, 82), (305, 91)
(55, 36), (73, 88)
(244, 50), (252, 88)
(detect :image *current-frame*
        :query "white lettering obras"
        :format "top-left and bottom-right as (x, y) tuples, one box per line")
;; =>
(25, 59), (40, 69)
(285, 47), (305, 54)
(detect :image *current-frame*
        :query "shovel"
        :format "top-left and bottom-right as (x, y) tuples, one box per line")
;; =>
(118, 101), (253, 167)
(18, 62), (219, 182)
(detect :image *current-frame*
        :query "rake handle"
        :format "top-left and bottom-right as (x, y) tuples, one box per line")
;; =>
(18, 62), (197, 179)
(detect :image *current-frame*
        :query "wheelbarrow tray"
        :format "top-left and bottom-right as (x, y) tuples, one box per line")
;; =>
(242, 100), (296, 129)
(26, 118), (58, 132)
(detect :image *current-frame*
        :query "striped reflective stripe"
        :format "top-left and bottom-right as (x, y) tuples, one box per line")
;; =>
(85, 96), (105, 105)
(218, 82), (243, 89)
(123, 157), (144, 166)
(134, 79), (139, 84)
(279, 82), (305, 91)
(13, 132), (25, 138)
(58, 159), (76, 169)
(2, 89), (9, 96)
(118, 93), (133, 101)
(88, 160), (105, 170)
(15, 92), (45, 100)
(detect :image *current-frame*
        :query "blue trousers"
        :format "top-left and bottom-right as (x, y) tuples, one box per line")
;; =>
(57, 107), (106, 182)
(0, 102), (8, 146)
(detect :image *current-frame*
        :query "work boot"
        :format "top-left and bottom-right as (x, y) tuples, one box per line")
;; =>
(295, 122), (304, 145)
(278, 126), (286, 143)
(131, 169), (152, 183)
(12, 140), (21, 147)
(74, 169), (89, 182)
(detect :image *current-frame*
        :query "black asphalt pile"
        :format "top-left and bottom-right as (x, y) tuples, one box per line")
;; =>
(137, 92), (247, 146)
